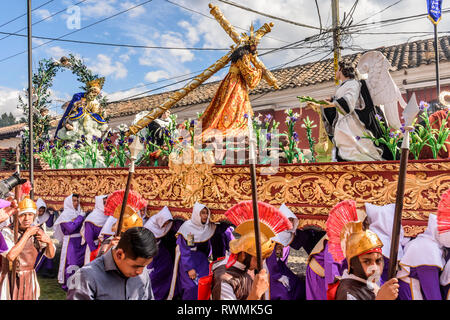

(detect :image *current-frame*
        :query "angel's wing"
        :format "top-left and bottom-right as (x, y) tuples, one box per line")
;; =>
(357, 51), (406, 129)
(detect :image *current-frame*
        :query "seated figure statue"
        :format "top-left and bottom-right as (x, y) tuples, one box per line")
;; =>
(55, 77), (108, 143)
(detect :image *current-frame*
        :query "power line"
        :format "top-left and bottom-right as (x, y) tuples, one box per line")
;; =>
(0, 0), (154, 64)
(0, 0), (89, 42)
(348, 7), (450, 31)
(0, 30), (333, 52)
(164, 0), (290, 44)
(353, 0), (403, 26)
(250, 48), (332, 104)
(113, 45), (331, 104)
(217, 0), (321, 30)
(0, 0), (54, 29)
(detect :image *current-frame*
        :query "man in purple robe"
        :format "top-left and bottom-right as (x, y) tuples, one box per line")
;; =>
(305, 205), (370, 300)
(267, 204), (324, 300)
(210, 222), (235, 261)
(143, 206), (183, 300)
(305, 235), (347, 300)
(397, 214), (445, 300)
(168, 202), (230, 300)
(54, 194), (86, 291)
(33, 198), (56, 277)
(80, 195), (108, 265)
(364, 203), (410, 284)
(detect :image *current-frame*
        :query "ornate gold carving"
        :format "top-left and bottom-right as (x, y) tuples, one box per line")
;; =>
(2, 160), (449, 237)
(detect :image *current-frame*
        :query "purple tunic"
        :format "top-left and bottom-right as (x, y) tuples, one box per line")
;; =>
(175, 235), (211, 300)
(60, 215), (86, 291)
(305, 240), (347, 300)
(35, 214), (56, 273)
(83, 222), (103, 252)
(147, 220), (182, 300)
(398, 265), (443, 300)
(267, 246), (305, 300)
(267, 229), (323, 300)
(210, 223), (235, 261)
(0, 233), (7, 253)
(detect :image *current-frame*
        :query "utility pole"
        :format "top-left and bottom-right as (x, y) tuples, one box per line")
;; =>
(332, 0), (340, 86)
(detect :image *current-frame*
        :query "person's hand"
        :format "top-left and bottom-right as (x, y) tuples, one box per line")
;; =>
(247, 269), (269, 300)
(188, 269), (197, 280)
(375, 278), (399, 300)
(35, 229), (52, 244)
(65, 123), (74, 131)
(109, 236), (120, 248)
(101, 236), (121, 255)
(0, 203), (18, 224)
(323, 101), (336, 109)
(111, 221), (118, 233)
(278, 275), (290, 290)
(25, 226), (41, 237)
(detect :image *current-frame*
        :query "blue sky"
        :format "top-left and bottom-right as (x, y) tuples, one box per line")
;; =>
(0, 0), (448, 119)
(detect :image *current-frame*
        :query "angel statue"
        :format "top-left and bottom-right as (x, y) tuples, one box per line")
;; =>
(54, 77), (108, 143)
(306, 52), (406, 162)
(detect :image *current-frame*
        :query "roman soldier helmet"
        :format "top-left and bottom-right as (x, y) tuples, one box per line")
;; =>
(104, 190), (147, 233)
(326, 200), (383, 266)
(224, 201), (292, 267)
(437, 188), (450, 247)
(18, 181), (36, 215)
(18, 197), (37, 215)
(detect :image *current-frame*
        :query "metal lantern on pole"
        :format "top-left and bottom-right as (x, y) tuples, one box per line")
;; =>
(116, 137), (143, 236)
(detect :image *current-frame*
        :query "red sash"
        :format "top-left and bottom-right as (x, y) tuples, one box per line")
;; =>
(198, 257), (226, 300)
(327, 280), (340, 300)
(90, 242), (101, 262)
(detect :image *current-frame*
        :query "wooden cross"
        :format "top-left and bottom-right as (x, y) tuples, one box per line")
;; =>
(126, 3), (279, 137)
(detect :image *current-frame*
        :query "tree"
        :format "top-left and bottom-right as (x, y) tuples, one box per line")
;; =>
(0, 112), (17, 128)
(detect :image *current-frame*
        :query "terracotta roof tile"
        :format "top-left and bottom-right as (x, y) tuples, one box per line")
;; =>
(0, 123), (25, 136)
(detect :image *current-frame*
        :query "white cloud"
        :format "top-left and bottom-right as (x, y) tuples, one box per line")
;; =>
(35, 9), (53, 21)
(81, 0), (118, 19)
(160, 32), (195, 62)
(178, 20), (200, 45)
(46, 46), (70, 59)
(88, 54), (128, 80)
(103, 87), (148, 102)
(144, 70), (170, 82)
(119, 54), (130, 62)
(120, 1), (147, 18)
(0, 87), (23, 119)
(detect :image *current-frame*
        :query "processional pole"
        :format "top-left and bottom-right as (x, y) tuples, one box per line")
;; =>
(387, 94), (419, 279)
(115, 139), (143, 236)
(27, 0), (34, 199)
(10, 147), (21, 299)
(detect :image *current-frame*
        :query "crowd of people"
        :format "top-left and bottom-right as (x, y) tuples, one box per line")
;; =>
(0, 187), (448, 301)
